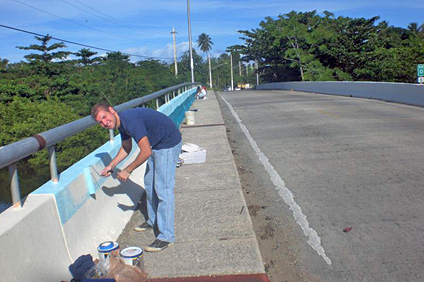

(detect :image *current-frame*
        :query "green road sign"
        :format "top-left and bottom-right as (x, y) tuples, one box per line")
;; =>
(418, 64), (424, 76)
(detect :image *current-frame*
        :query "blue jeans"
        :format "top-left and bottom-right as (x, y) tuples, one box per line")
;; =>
(144, 141), (181, 242)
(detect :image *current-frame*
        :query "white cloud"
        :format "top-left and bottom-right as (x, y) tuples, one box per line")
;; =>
(124, 41), (190, 62)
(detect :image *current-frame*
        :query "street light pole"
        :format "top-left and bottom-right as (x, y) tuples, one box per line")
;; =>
(208, 55), (213, 88)
(230, 53), (234, 90)
(187, 0), (194, 83)
(171, 27), (178, 76)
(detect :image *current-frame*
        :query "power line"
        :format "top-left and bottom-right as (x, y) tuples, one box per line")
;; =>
(176, 33), (186, 45)
(13, 0), (131, 40)
(0, 24), (173, 60)
(72, 0), (140, 30)
(58, 0), (124, 28)
(176, 33), (193, 51)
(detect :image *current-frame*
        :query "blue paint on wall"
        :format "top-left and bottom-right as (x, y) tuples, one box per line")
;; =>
(171, 90), (196, 127)
(32, 140), (123, 224)
(159, 88), (196, 127)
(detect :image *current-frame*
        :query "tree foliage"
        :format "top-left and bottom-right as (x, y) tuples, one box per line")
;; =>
(197, 33), (214, 53)
(0, 35), (187, 204)
(235, 11), (424, 83)
(17, 34), (72, 64)
(75, 48), (100, 66)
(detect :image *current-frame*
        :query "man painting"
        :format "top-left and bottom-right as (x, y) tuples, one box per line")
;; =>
(91, 103), (182, 252)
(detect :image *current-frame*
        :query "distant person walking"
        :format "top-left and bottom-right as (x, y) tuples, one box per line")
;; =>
(91, 103), (182, 252)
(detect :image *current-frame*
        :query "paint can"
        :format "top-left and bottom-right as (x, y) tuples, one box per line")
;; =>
(97, 241), (119, 263)
(120, 247), (144, 270)
(185, 111), (195, 125)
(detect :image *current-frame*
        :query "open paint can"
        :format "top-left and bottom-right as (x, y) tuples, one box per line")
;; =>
(98, 241), (119, 263)
(120, 247), (144, 270)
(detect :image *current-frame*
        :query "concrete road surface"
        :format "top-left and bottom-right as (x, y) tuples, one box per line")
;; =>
(218, 89), (424, 282)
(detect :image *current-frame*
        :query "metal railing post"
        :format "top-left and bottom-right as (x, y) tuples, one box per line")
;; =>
(48, 146), (59, 183)
(109, 129), (114, 142)
(173, 91), (176, 99)
(156, 98), (159, 109)
(8, 163), (22, 208)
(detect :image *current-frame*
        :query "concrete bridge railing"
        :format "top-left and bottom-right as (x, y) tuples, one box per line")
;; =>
(256, 81), (424, 107)
(0, 84), (197, 282)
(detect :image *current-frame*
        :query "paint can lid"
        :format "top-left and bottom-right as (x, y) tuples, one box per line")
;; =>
(120, 247), (143, 259)
(98, 241), (119, 252)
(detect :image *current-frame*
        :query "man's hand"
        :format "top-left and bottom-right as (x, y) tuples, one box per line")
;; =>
(117, 169), (131, 182)
(101, 165), (114, 177)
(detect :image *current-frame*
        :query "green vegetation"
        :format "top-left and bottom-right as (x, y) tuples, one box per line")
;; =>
(233, 11), (424, 83)
(0, 35), (190, 204)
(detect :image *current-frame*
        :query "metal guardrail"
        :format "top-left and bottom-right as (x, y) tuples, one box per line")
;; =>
(0, 82), (197, 208)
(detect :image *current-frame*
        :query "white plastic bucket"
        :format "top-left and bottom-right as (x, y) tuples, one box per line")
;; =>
(185, 111), (195, 125)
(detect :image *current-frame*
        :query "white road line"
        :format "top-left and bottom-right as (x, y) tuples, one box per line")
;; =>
(221, 95), (332, 265)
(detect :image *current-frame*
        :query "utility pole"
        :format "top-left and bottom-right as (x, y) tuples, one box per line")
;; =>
(171, 28), (178, 76)
(187, 0), (194, 83)
(230, 53), (234, 90)
(208, 55), (213, 88)
(246, 63), (248, 76)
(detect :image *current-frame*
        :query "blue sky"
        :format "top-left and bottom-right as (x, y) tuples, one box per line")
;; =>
(0, 0), (423, 63)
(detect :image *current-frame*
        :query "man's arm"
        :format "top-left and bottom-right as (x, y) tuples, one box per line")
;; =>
(117, 136), (152, 181)
(101, 138), (132, 176)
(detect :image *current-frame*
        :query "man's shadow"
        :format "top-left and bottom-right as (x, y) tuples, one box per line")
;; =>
(94, 152), (139, 206)
(95, 152), (148, 222)
(101, 172), (148, 223)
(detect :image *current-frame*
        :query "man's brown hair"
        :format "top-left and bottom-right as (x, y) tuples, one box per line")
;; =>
(91, 102), (111, 120)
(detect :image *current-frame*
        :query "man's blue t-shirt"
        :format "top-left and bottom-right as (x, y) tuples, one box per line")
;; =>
(118, 108), (181, 150)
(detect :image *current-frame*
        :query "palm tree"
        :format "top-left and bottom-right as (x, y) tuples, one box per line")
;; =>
(407, 22), (420, 33)
(197, 33), (214, 87)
